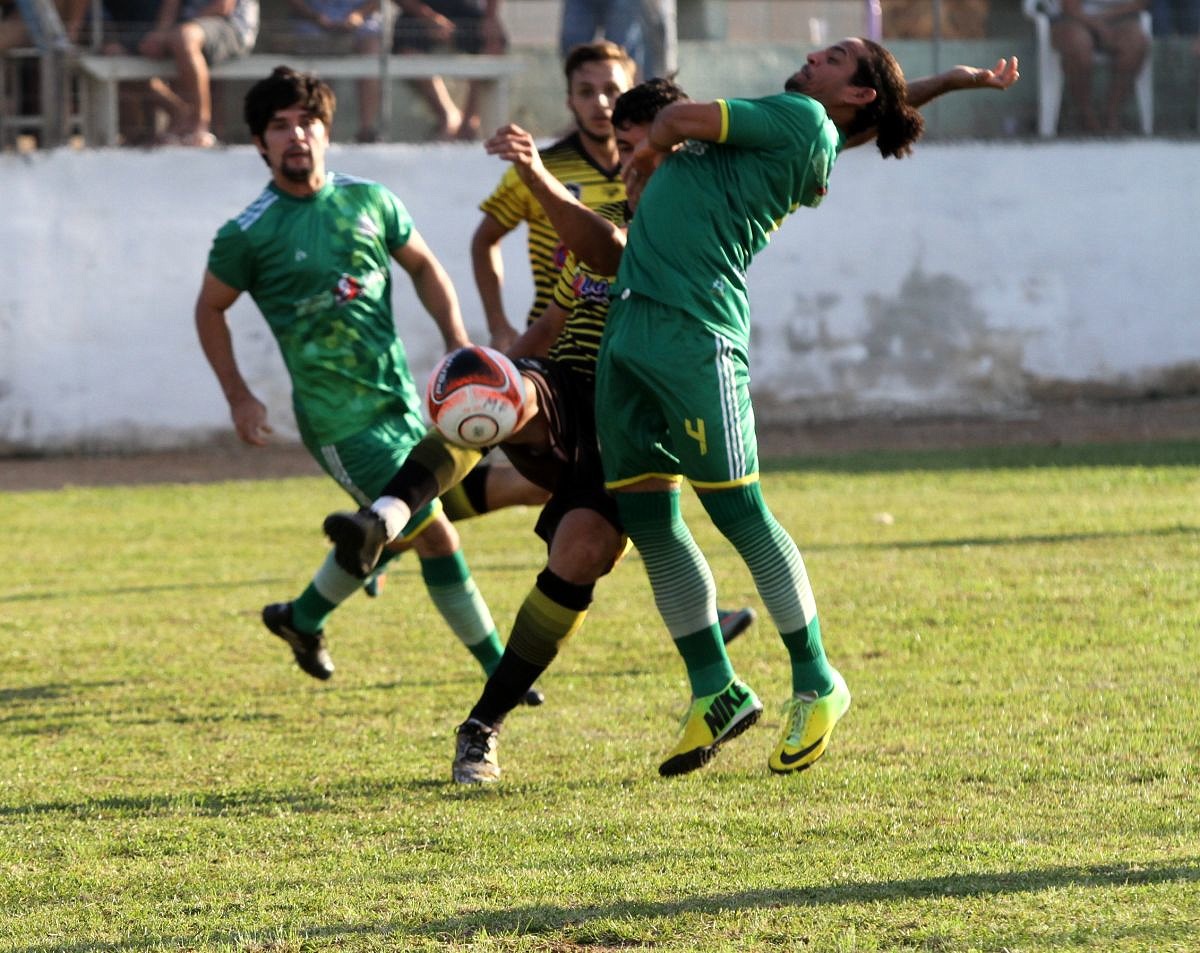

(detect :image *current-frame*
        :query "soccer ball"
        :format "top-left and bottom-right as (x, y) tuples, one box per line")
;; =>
(426, 346), (525, 448)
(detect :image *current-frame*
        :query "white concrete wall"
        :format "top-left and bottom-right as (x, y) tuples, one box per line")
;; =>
(2, 139), (1197, 453)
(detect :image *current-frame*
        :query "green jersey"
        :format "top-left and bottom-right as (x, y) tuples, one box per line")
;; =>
(613, 93), (842, 347)
(207, 173), (420, 446)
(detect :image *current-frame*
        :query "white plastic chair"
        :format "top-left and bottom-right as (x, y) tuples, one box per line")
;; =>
(1023, 0), (1154, 136)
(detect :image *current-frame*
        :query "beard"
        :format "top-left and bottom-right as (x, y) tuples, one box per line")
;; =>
(280, 153), (313, 183)
(785, 75), (805, 93)
(569, 106), (613, 146)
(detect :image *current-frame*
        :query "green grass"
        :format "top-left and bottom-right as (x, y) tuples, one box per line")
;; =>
(1, 441), (1198, 952)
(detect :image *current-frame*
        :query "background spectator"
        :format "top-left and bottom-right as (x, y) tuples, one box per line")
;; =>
(559, 0), (642, 80)
(280, 0), (388, 142)
(95, 0), (168, 145)
(1150, 0), (1199, 33)
(139, 0), (259, 145)
(1049, 0), (1150, 133)
(394, 0), (505, 140)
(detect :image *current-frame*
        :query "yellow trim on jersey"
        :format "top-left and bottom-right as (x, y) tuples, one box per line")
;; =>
(605, 472), (684, 490)
(689, 473), (761, 491)
(716, 100), (731, 143)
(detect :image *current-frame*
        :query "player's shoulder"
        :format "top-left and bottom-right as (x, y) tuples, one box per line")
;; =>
(225, 184), (281, 235)
(327, 170), (387, 193)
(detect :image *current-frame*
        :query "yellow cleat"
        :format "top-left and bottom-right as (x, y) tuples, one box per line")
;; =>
(659, 678), (763, 777)
(769, 667), (850, 774)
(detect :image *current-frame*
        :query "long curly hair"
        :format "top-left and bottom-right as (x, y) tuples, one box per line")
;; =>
(846, 40), (925, 159)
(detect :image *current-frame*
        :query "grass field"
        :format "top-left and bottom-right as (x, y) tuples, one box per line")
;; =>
(2, 440), (1197, 952)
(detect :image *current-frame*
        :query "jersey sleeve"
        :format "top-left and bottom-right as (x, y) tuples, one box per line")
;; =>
(380, 185), (414, 251)
(206, 220), (254, 291)
(722, 94), (824, 150)
(478, 166), (533, 230)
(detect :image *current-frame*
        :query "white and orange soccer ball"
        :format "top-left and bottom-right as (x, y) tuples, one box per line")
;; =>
(426, 346), (526, 448)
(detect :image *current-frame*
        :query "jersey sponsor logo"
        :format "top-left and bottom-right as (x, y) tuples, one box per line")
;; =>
(335, 274), (364, 304)
(294, 268), (386, 317)
(295, 249), (308, 262)
(552, 242), (569, 269)
(682, 139), (709, 156)
(571, 273), (611, 303)
(564, 182), (583, 199)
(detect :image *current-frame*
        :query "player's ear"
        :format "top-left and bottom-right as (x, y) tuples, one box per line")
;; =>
(845, 84), (878, 107)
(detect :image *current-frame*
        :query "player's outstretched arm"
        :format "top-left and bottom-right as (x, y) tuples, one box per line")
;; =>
(485, 124), (627, 276)
(905, 57), (1020, 110)
(842, 57), (1019, 150)
(195, 270), (272, 447)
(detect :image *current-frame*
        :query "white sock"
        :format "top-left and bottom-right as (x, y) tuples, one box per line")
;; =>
(370, 496), (411, 541)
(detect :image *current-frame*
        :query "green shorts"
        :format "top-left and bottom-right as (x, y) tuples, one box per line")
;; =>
(304, 412), (441, 542)
(595, 293), (759, 489)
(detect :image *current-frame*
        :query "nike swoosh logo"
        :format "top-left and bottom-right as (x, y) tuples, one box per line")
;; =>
(777, 734), (824, 766)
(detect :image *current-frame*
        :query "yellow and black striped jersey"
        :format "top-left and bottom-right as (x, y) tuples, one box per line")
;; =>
(478, 132), (623, 326)
(548, 199), (629, 380)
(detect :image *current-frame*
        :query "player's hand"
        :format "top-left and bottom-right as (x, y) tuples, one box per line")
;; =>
(231, 395), (273, 447)
(484, 125), (545, 185)
(960, 57), (1019, 91)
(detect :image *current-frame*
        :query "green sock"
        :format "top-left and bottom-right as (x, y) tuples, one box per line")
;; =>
(616, 491), (733, 697)
(701, 483), (833, 696)
(293, 549), (401, 634)
(421, 551), (503, 674)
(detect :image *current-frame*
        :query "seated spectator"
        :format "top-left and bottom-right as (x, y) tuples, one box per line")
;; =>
(280, 0), (388, 142)
(139, 0), (259, 146)
(95, 0), (169, 145)
(1, 0), (86, 50)
(393, 0), (505, 140)
(1, 0), (86, 147)
(1049, 0), (1150, 134)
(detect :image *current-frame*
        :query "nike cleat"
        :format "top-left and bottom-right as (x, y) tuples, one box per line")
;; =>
(262, 602), (334, 680)
(323, 507), (388, 579)
(659, 677), (763, 777)
(453, 718), (501, 784)
(718, 607), (757, 645)
(769, 667), (851, 774)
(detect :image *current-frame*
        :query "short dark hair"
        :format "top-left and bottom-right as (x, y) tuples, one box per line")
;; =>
(612, 77), (689, 128)
(563, 41), (638, 90)
(244, 66), (336, 140)
(847, 39), (924, 159)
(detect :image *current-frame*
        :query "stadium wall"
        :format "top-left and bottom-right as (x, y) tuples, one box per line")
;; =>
(2, 140), (1197, 453)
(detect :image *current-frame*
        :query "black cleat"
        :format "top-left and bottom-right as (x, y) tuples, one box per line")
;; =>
(262, 602), (334, 680)
(453, 719), (500, 784)
(718, 607), (757, 645)
(323, 507), (388, 578)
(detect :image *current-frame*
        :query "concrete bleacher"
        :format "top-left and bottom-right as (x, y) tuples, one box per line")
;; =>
(73, 51), (525, 147)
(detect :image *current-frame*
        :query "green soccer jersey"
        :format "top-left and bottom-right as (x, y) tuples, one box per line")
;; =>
(206, 173), (421, 446)
(479, 132), (623, 326)
(614, 93), (842, 346)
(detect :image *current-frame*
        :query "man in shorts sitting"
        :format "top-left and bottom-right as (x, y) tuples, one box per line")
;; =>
(394, 0), (505, 139)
